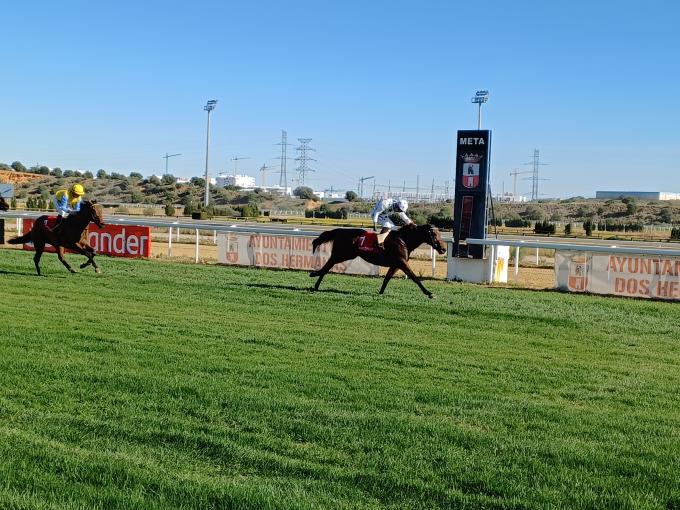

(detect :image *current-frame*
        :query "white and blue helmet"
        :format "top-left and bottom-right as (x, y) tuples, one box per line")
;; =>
(396, 198), (408, 212)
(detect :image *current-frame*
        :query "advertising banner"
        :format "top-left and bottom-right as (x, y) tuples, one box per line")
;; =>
(453, 130), (491, 259)
(217, 232), (379, 275)
(555, 250), (680, 300)
(22, 219), (151, 258)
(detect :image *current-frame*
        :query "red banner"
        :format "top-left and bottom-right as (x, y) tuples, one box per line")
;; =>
(22, 219), (151, 258)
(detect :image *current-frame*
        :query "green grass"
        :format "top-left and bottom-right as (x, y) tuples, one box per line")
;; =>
(0, 249), (678, 509)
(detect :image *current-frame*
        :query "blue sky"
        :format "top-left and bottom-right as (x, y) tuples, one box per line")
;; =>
(1, 0), (678, 198)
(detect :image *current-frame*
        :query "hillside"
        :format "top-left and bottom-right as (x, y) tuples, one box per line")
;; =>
(4, 170), (680, 227)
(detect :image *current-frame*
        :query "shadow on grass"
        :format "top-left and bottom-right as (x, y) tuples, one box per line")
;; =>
(242, 281), (357, 296)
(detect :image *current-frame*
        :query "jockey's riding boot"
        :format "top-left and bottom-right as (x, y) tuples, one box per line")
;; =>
(377, 231), (390, 248)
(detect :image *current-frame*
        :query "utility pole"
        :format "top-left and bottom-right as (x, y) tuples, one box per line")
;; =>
(509, 168), (532, 197)
(163, 153), (181, 175)
(295, 138), (316, 186)
(358, 176), (374, 199)
(230, 155), (250, 174)
(203, 99), (217, 206)
(259, 164), (273, 187)
(431, 178), (435, 202)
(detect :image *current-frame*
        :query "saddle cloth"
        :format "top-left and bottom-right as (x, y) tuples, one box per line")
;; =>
(357, 231), (382, 255)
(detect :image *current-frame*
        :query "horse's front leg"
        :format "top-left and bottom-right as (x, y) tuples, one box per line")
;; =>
(398, 261), (433, 298)
(75, 244), (100, 273)
(379, 266), (397, 294)
(56, 246), (76, 273)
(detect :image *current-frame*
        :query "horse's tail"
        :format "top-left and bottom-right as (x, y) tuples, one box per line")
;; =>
(312, 230), (337, 253)
(8, 232), (31, 245)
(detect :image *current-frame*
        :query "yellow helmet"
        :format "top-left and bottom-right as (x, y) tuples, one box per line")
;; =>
(70, 183), (85, 196)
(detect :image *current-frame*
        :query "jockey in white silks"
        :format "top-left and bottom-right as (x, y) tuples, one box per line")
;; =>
(371, 197), (413, 246)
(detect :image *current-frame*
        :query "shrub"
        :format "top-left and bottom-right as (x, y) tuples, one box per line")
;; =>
(293, 186), (317, 200)
(583, 220), (594, 236)
(564, 223), (572, 235)
(671, 227), (680, 241)
(238, 204), (260, 217)
(143, 207), (156, 216)
(534, 220), (556, 235)
(164, 203), (176, 217)
(505, 218), (531, 228)
(429, 213), (454, 230)
(345, 191), (358, 201)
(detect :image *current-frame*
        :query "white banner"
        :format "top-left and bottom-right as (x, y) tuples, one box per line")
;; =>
(555, 250), (680, 300)
(217, 232), (379, 275)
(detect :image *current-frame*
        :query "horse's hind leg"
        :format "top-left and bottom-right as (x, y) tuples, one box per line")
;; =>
(311, 255), (349, 291)
(33, 242), (45, 276)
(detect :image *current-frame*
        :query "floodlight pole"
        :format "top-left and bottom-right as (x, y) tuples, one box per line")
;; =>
(203, 100), (217, 207)
(471, 90), (489, 130)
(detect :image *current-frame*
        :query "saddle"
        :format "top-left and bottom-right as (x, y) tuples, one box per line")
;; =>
(357, 231), (382, 255)
(41, 216), (61, 230)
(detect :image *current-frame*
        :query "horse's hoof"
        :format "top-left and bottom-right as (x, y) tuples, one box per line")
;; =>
(69, 269), (77, 274)
(309, 271), (318, 277)
(95, 268), (102, 274)
(427, 293), (435, 299)
(80, 263), (88, 269)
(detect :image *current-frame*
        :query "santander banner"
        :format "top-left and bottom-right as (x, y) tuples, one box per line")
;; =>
(22, 219), (151, 258)
(217, 232), (379, 275)
(555, 250), (680, 300)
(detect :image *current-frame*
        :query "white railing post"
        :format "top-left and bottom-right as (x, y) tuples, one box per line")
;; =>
(168, 227), (172, 257)
(195, 229), (199, 263)
(514, 245), (520, 282)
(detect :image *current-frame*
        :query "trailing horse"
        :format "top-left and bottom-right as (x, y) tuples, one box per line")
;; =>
(8, 201), (105, 276)
(310, 223), (447, 298)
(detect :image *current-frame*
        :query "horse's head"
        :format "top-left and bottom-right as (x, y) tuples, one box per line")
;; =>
(0, 196), (8, 212)
(420, 224), (447, 255)
(82, 200), (105, 228)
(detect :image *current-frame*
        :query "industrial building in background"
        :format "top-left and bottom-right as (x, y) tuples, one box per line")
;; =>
(595, 191), (680, 201)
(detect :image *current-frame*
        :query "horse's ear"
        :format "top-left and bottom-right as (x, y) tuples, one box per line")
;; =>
(91, 200), (97, 205)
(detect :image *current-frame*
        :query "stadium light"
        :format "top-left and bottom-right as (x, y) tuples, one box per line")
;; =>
(471, 90), (489, 129)
(203, 100), (218, 207)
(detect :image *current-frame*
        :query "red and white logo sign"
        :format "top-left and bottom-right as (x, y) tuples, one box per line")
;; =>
(462, 163), (480, 189)
(22, 219), (151, 258)
(567, 255), (589, 292)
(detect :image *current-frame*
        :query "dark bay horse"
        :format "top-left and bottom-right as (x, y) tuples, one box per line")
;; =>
(8, 201), (105, 275)
(310, 223), (447, 298)
(0, 196), (9, 211)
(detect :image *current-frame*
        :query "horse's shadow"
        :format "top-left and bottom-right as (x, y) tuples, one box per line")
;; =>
(242, 282), (355, 296)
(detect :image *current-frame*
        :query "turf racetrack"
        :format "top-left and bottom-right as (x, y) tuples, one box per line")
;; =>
(0, 249), (678, 509)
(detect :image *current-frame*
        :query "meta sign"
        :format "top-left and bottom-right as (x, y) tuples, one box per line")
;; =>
(452, 130), (491, 259)
(22, 219), (151, 258)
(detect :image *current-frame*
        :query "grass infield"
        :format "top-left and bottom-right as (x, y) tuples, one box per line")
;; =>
(0, 249), (678, 509)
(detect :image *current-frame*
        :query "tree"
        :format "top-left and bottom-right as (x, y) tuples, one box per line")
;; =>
(564, 223), (572, 235)
(37, 166), (50, 175)
(149, 175), (161, 185)
(524, 204), (544, 221)
(63, 170), (75, 177)
(110, 172), (126, 180)
(11, 161), (27, 173)
(83, 171), (94, 179)
(51, 168), (63, 177)
(345, 190), (358, 202)
(164, 203), (176, 217)
(129, 172), (143, 180)
(161, 174), (177, 185)
(190, 177), (205, 187)
(622, 197), (637, 216)
(294, 186), (316, 199)
(659, 207), (673, 224)
(97, 169), (108, 179)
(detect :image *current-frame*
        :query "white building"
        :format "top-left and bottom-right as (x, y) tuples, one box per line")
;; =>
(596, 191), (680, 201)
(494, 192), (528, 203)
(216, 174), (256, 188)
